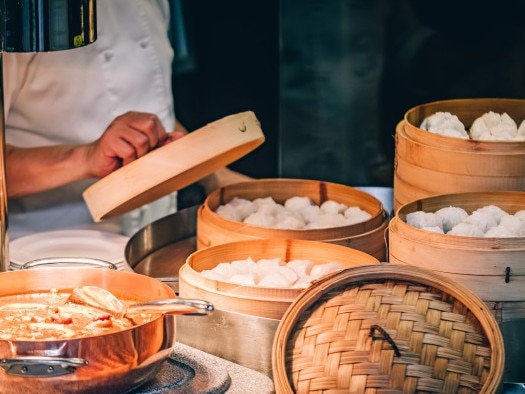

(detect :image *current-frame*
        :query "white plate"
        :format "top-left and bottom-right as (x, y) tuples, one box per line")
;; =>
(9, 229), (129, 267)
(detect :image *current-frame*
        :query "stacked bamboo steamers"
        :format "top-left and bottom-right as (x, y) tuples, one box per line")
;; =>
(389, 98), (525, 386)
(83, 108), (513, 392)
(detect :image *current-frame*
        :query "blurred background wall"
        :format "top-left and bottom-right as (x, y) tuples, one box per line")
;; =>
(172, 0), (525, 206)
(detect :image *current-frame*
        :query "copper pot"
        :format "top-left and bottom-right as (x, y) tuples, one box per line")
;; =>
(0, 268), (204, 394)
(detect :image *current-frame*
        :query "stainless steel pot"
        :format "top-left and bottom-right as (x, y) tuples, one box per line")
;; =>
(0, 268), (204, 394)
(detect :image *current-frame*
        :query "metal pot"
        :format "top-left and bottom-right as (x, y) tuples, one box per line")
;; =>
(0, 268), (202, 394)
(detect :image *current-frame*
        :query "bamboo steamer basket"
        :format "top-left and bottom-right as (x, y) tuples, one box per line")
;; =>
(389, 191), (525, 305)
(394, 98), (525, 211)
(272, 264), (504, 394)
(197, 178), (389, 261)
(178, 238), (380, 320)
(389, 191), (525, 383)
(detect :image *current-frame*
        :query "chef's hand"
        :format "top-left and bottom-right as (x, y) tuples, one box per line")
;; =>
(85, 111), (183, 178)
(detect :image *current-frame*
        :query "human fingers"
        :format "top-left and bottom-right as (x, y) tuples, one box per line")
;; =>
(113, 111), (168, 155)
(162, 130), (187, 145)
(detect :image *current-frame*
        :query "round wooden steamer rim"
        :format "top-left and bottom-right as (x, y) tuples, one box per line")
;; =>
(394, 191), (525, 249)
(202, 178), (386, 239)
(83, 111), (265, 221)
(183, 238), (380, 301)
(271, 264), (505, 394)
(396, 121), (525, 177)
(404, 98), (525, 152)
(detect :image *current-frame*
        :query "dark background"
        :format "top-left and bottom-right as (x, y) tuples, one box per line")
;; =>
(172, 0), (525, 207)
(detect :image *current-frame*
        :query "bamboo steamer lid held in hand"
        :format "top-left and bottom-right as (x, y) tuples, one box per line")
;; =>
(83, 111), (265, 222)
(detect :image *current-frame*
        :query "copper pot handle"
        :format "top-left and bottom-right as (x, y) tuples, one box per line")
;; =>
(128, 298), (214, 316)
(0, 356), (88, 377)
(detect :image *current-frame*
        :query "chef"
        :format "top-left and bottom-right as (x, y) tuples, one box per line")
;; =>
(3, 0), (250, 239)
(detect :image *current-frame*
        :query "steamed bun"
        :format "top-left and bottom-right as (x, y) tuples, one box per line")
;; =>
(420, 112), (469, 139)
(470, 112), (518, 141)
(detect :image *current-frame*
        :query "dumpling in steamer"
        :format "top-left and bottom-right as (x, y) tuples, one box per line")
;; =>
(518, 120), (525, 140)
(310, 262), (344, 280)
(463, 211), (497, 233)
(243, 212), (276, 227)
(470, 111), (518, 141)
(320, 200), (348, 215)
(448, 222), (485, 237)
(515, 210), (525, 221)
(287, 259), (314, 277)
(474, 205), (507, 224)
(420, 112), (469, 139)
(435, 206), (469, 233)
(499, 214), (525, 237)
(273, 212), (306, 229)
(258, 266), (297, 288)
(463, 211), (498, 233)
(406, 211), (443, 230)
(344, 206), (372, 225)
(215, 204), (243, 222)
(284, 196), (314, 212)
(311, 213), (347, 229)
(230, 257), (258, 274)
(484, 225), (516, 238)
(300, 205), (322, 225)
(226, 197), (257, 220)
(229, 273), (257, 286)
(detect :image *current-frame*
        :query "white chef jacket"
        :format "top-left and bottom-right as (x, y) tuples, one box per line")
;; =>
(3, 0), (178, 239)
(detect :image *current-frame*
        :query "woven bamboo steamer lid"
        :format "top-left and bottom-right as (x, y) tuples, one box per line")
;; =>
(83, 111), (265, 221)
(197, 178), (389, 261)
(272, 264), (505, 393)
(394, 98), (525, 210)
(389, 191), (525, 304)
(178, 238), (380, 320)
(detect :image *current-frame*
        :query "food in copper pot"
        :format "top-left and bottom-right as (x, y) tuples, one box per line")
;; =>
(215, 196), (372, 230)
(200, 257), (344, 288)
(420, 110), (525, 141)
(0, 288), (159, 340)
(406, 204), (525, 237)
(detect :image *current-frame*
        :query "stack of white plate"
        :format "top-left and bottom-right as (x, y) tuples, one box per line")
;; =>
(9, 229), (133, 271)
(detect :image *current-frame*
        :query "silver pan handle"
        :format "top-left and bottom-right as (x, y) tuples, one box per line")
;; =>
(0, 356), (87, 377)
(21, 257), (117, 270)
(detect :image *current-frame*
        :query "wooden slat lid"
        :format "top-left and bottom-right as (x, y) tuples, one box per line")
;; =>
(83, 111), (265, 221)
(272, 264), (505, 394)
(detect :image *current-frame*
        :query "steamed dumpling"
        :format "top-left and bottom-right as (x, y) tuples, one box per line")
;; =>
(406, 211), (443, 230)
(344, 206), (373, 225)
(470, 112), (518, 141)
(284, 196), (314, 212)
(463, 211), (498, 233)
(215, 204), (243, 222)
(473, 205), (507, 224)
(448, 222), (485, 237)
(226, 197), (257, 219)
(435, 206), (469, 233)
(273, 212), (306, 229)
(310, 262), (344, 280)
(517, 120), (525, 140)
(420, 112), (469, 139)
(484, 225), (516, 238)
(244, 211), (277, 227)
(320, 200), (348, 214)
(215, 195), (371, 230)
